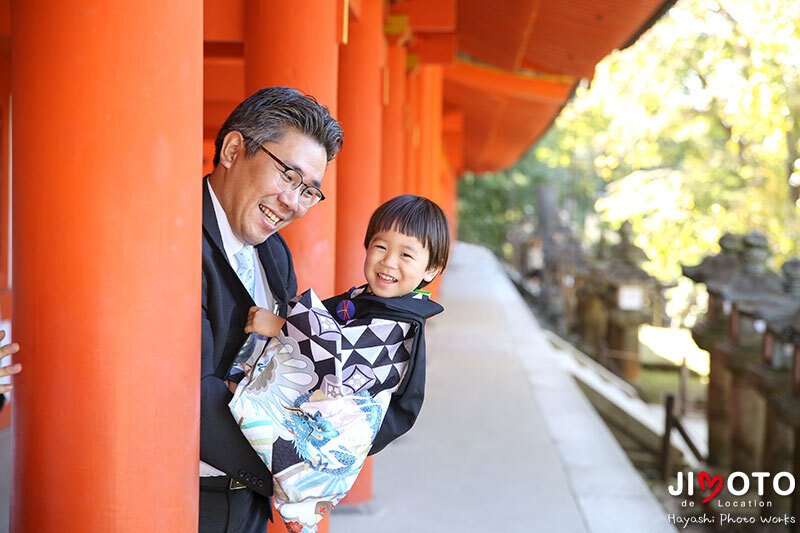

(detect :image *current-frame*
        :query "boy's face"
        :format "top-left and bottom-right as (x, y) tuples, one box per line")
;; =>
(363, 228), (441, 298)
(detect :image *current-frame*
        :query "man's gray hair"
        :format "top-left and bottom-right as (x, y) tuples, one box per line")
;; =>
(213, 86), (343, 166)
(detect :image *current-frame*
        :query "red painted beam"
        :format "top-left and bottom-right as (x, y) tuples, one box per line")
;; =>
(445, 60), (574, 104)
(410, 32), (456, 65)
(391, 0), (455, 32)
(204, 0), (243, 42)
(204, 56), (244, 103)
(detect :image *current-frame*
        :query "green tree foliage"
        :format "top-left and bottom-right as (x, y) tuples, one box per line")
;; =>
(457, 170), (539, 258)
(459, 0), (800, 282)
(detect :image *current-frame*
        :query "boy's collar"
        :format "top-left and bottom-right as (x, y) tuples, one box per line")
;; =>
(352, 284), (443, 319)
(354, 284), (431, 300)
(350, 284), (430, 300)
(348, 284), (443, 317)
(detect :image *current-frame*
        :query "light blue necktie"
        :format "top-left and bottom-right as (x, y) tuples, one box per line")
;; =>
(235, 247), (256, 299)
(233, 247), (256, 364)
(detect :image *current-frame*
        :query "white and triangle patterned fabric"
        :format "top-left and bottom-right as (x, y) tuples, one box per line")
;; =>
(229, 288), (418, 533)
(283, 290), (416, 396)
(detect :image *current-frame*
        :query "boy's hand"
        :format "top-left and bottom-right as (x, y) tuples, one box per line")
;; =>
(244, 306), (286, 337)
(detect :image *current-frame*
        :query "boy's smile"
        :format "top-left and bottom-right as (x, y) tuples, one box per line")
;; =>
(364, 228), (440, 298)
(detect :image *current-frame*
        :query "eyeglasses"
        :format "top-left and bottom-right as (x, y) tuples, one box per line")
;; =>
(244, 136), (325, 207)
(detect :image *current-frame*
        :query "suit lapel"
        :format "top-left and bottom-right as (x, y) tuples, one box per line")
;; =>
(204, 177), (288, 310)
(202, 178), (227, 258)
(257, 240), (288, 311)
(203, 178), (253, 304)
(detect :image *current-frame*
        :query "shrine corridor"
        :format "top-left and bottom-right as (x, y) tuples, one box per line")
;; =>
(332, 243), (675, 533)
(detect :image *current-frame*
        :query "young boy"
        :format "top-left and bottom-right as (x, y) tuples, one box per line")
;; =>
(232, 194), (449, 531)
(244, 194), (449, 449)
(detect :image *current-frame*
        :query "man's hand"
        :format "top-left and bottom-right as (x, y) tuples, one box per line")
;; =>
(0, 331), (20, 394)
(244, 306), (286, 338)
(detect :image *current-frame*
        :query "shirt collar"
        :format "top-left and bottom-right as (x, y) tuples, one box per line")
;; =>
(207, 178), (248, 260)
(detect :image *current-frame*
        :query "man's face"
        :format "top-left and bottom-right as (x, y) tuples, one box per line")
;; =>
(216, 129), (327, 245)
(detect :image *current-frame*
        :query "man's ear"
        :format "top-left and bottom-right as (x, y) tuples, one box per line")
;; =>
(423, 265), (442, 283)
(218, 131), (245, 169)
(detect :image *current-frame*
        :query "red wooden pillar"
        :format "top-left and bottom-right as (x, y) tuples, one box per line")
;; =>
(244, 4), (339, 531)
(403, 65), (444, 298)
(11, 1), (202, 531)
(335, 0), (385, 509)
(336, 0), (385, 294)
(0, 27), (11, 432)
(441, 110), (463, 241)
(244, 0), (340, 296)
(380, 42), (408, 202)
(416, 65), (444, 199)
(405, 67), (422, 195)
(441, 167), (459, 243)
(405, 65), (443, 198)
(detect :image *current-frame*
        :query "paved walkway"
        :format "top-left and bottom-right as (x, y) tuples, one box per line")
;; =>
(332, 243), (675, 533)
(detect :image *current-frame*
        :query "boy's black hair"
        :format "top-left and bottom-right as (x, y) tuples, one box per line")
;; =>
(364, 195), (450, 274)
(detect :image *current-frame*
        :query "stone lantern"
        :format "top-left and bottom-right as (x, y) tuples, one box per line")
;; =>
(576, 234), (613, 362)
(759, 317), (800, 515)
(682, 232), (743, 283)
(705, 231), (782, 469)
(683, 232), (743, 351)
(770, 312), (800, 519)
(600, 221), (657, 381)
(507, 217), (536, 276)
(539, 224), (586, 335)
(681, 233), (744, 470)
(733, 258), (800, 480)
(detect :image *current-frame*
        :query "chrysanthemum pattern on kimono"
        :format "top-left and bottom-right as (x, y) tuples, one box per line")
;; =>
(229, 289), (416, 533)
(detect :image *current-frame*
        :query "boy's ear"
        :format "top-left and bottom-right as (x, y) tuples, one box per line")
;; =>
(423, 265), (442, 283)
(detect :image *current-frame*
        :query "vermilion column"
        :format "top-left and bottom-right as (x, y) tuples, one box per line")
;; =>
(405, 68), (422, 195)
(442, 168), (459, 242)
(244, 4), (338, 531)
(0, 53), (12, 433)
(416, 65), (444, 200)
(335, 3), (386, 510)
(11, 1), (202, 531)
(404, 65), (442, 197)
(336, 1), (385, 293)
(404, 65), (444, 298)
(380, 43), (408, 202)
(245, 0), (340, 296)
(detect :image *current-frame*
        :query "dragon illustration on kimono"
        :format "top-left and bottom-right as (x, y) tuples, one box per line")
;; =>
(229, 288), (422, 533)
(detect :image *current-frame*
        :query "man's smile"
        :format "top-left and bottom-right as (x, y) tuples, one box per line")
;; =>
(258, 203), (283, 225)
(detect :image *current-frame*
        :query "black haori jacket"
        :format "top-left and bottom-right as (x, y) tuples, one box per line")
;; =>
(323, 286), (444, 454)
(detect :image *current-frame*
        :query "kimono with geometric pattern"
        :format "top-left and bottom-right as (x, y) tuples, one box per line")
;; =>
(229, 286), (443, 533)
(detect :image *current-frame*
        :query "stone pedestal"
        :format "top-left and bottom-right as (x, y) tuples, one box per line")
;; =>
(708, 339), (734, 468)
(770, 394), (800, 520)
(578, 293), (609, 360)
(695, 296), (733, 468)
(608, 310), (643, 381)
(726, 345), (767, 473)
(749, 367), (793, 516)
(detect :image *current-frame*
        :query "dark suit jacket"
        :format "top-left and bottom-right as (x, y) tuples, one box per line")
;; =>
(200, 179), (297, 500)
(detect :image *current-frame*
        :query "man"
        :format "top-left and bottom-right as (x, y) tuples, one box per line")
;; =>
(200, 87), (343, 533)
